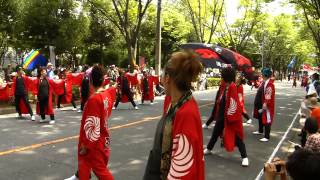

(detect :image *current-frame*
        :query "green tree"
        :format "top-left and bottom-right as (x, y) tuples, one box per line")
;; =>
(180, 0), (225, 43)
(87, 0), (152, 67)
(21, 0), (90, 66)
(291, 0), (320, 62)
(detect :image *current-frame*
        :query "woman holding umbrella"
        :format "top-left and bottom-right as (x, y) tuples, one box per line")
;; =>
(143, 51), (204, 180)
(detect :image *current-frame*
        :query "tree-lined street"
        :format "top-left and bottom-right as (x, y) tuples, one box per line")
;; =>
(0, 82), (304, 179)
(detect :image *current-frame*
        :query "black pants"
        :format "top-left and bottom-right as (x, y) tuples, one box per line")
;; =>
(242, 112), (250, 121)
(205, 107), (215, 126)
(81, 96), (89, 111)
(39, 97), (54, 120)
(114, 90), (136, 108)
(15, 94), (33, 116)
(57, 94), (76, 108)
(300, 128), (307, 147)
(258, 114), (271, 139)
(207, 118), (247, 158)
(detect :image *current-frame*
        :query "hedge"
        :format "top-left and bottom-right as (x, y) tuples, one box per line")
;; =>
(207, 77), (221, 87)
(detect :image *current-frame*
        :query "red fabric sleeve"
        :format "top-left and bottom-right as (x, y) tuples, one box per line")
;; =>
(0, 83), (10, 101)
(70, 73), (84, 87)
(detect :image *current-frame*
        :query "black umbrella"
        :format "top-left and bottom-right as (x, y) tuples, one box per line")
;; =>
(180, 43), (226, 68)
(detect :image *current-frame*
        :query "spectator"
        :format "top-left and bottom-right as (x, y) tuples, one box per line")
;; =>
(264, 150), (320, 180)
(5, 64), (14, 82)
(304, 117), (320, 152)
(46, 62), (54, 79)
(300, 90), (318, 118)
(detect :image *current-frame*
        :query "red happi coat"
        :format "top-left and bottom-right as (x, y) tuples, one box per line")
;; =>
(163, 96), (205, 180)
(33, 78), (55, 115)
(11, 76), (35, 114)
(211, 80), (226, 121)
(262, 79), (275, 125)
(140, 76), (155, 101)
(0, 83), (10, 101)
(78, 87), (116, 170)
(223, 83), (244, 152)
(237, 84), (246, 113)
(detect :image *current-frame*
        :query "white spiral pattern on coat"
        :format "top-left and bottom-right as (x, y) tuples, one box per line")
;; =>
(84, 116), (100, 142)
(265, 87), (272, 100)
(167, 134), (194, 180)
(227, 98), (237, 115)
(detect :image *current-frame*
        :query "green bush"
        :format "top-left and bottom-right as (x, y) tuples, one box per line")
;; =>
(207, 77), (221, 87)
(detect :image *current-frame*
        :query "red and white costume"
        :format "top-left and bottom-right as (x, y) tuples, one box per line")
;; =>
(163, 96), (205, 180)
(262, 79), (275, 125)
(78, 87), (116, 180)
(237, 84), (246, 113)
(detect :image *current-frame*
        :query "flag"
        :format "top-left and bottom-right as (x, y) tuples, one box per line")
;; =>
(287, 56), (296, 68)
(22, 50), (47, 70)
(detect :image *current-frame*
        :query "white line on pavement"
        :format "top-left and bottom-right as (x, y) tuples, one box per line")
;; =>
(254, 109), (300, 180)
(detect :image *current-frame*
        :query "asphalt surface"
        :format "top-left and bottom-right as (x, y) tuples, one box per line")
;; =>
(0, 81), (305, 180)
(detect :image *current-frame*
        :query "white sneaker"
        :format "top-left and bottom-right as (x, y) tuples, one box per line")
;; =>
(150, 102), (154, 105)
(72, 108), (77, 111)
(49, 120), (55, 124)
(134, 106), (139, 110)
(203, 148), (213, 155)
(202, 123), (209, 129)
(55, 108), (61, 111)
(242, 158), (249, 167)
(77, 109), (82, 113)
(112, 107), (116, 110)
(64, 175), (78, 180)
(31, 115), (35, 121)
(39, 119), (46, 123)
(259, 138), (269, 142)
(252, 131), (263, 135)
(246, 119), (252, 124)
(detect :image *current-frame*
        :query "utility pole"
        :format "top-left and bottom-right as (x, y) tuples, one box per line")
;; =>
(155, 0), (162, 75)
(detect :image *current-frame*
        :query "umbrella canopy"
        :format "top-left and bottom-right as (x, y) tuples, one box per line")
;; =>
(180, 43), (226, 69)
(181, 43), (255, 80)
(22, 49), (47, 70)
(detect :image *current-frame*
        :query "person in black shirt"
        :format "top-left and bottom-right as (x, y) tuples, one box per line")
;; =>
(113, 68), (138, 110)
(78, 65), (91, 113)
(37, 68), (55, 124)
(12, 66), (35, 120)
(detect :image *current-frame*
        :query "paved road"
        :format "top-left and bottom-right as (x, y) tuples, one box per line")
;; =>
(0, 81), (305, 180)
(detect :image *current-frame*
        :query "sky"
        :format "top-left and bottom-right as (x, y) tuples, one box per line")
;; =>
(225, 0), (296, 24)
